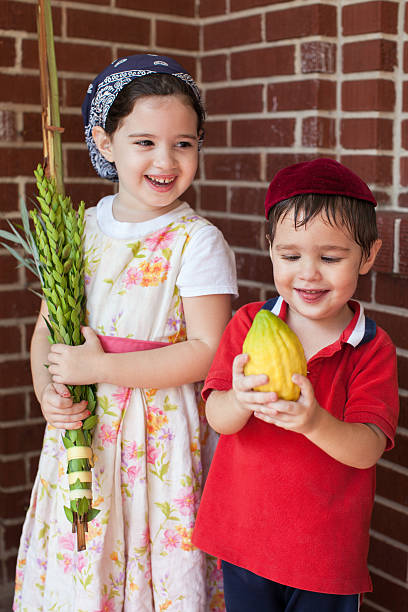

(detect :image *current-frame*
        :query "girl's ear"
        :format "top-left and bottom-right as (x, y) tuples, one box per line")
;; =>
(92, 126), (114, 163)
(359, 239), (382, 275)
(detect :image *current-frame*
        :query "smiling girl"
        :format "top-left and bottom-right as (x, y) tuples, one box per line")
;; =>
(14, 55), (237, 612)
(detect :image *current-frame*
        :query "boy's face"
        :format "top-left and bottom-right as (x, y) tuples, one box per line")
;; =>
(269, 211), (380, 324)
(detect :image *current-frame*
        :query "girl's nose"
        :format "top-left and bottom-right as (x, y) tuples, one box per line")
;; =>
(154, 146), (176, 170)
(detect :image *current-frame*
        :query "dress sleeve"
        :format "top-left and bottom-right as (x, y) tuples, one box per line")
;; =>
(176, 224), (238, 297)
(344, 330), (399, 450)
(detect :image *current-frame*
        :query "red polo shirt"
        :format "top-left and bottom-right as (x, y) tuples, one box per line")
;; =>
(193, 298), (399, 595)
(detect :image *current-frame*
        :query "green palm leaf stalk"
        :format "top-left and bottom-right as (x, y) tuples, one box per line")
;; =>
(0, 164), (99, 551)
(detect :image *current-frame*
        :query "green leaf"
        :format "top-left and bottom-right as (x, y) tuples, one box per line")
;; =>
(62, 435), (74, 449)
(86, 507), (100, 522)
(64, 505), (74, 523)
(82, 415), (97, 430)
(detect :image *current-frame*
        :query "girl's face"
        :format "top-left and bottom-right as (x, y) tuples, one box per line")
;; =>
(93, 94), (199, 221)
(269, 211), (380, 327)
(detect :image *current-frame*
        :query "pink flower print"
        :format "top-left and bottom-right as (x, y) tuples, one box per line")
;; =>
(97, 594), (116, 612)
(139, 257), (170, 287)
(159, 428), (175, 442)
(59, 533), (75, 551)
(58, 553), (73, 574)
(127, 464), (142, 486)
(147, 445), (160, 465)
(124, 266), (143, 288)
(99, 423), (118, 445)
(144, 228), (174, 251)
(112, 387), (131, 413)
(174, 486), (199, 516)
(162, 528), (181, 551)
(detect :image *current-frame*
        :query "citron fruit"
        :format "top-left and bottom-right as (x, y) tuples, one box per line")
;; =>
(242, 309), (307, 400)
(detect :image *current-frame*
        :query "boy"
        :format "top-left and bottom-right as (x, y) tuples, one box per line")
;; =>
(193, 159), (399, 612)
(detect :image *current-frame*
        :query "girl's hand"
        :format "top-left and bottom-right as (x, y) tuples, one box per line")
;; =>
(48, 326), (104, 386)
(232, 353), (279, 415)
(253, 373), (323, 435)
(41, 382), (89, 430)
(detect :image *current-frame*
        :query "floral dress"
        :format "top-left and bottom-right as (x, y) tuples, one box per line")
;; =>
(14, 198), (236, 612)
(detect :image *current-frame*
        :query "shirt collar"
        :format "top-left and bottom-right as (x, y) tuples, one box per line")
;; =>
(263, 296), (376, 348)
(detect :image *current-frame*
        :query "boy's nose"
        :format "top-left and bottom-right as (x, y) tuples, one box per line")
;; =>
(299, 260), (321, 280)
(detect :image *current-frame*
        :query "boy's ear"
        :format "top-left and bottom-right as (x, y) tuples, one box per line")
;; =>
(92, 126), (114, 163)
(359, 239), (382, 275)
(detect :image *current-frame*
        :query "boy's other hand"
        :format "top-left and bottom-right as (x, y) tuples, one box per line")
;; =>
(253, 373), (323, 434)
(232, 353), (279, 414)
(41, 382), (89, 430)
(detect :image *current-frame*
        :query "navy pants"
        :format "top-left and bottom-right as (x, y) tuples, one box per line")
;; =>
(222, 561), (360, 612)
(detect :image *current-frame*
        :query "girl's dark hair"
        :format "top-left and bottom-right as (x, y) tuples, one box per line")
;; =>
(267, 194), (378, 260)
(104, 73), (205, 135)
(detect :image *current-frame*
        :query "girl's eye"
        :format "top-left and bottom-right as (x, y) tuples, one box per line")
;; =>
(176, 141), (193, 148)
(135, 140), (154, 147)
(321, 256), (342, 263)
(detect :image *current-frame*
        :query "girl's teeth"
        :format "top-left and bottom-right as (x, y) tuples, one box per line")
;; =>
(147, 176), (174, 184)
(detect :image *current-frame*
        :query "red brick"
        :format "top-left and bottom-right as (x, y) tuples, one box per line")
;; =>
(266, 153), (318, 180)
(266, 4), (337, 41)
(0, 393), (26, 422)
(29, 452), (41, 482)
(399, 192), (408, 207)
(0, 183), (18, 213)
(232, 119), (295, 148)
(118, 0), (194, 15)
(375, 272), (408, 308)
(63, 77), (90, 108)
(403, 82), (408, 111)
(0, 324), (21, 353)
(207, 215), (264, 250)
(64, 182), (114, 208)
(22, 111), (42, 142)
(68, 0), (110, 3)
(6, 555), (18, 581)
(156, 20), (198, 51)
(370, 570), (408, 610)
(0, 74), (40, 105)
(231, 46), (295, 80)
(366, 308), (408, 350)
(268, 80), (336, 112)
(204, 121), (227, 148)
(399, 218), (408, 275)
(397, 355), (408, 391)
(236, 252), (272, 285)
(341, 118), (393, 150)
(234, 285), (265, 310)
(66, 149), (96, 179)
(204, 153), (261, 182)
(340, 155), (392, 186)
(402, 120), (408, 150)
(23, 39), (112, 74)
(0, 357), (33, 388)
(342, 79), (395, 112)
(400, 157), (408, 187)
(67, 9), (150, 46)
(302, 117), (336, 149)
(0, 0), (42, 33)
(343, 1), (398, 36)
(368, 536), (407, 582)
(376, 463), (408, 507)
(199, 0), (226, 17)
(301, 42), (336, 74)
(354, 272), (372, 302)
(231, 187), (268, 216)
(200, 185), (227, 212)
(116, 51), (197, 79)
(0, 459), (25, 488)
(0, 289), (39, 318)
(0, 421), (45, 454)
(343, 40), (396, 73)
(206, 85), (263, 115)
(0, 253), (20, 285)
(201, 54), (228, 83)
(204, 15), (262, 51)
(0, 489), (32, 520)
(374, 211), (395, 273)
(4, 522), (25, 551)
(231, 0), (294, 10)
(371, 500), (408, 544)
(0, 36), (15, 67)
(3, 147), (44, 178)
(404, 42), (408, 73)
(398, 395), (408, 429)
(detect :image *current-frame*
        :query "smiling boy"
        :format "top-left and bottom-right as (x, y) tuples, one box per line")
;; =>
(193, 159), (399, 612)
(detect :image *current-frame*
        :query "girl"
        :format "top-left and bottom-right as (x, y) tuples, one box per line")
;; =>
(14, 54), (237, 612)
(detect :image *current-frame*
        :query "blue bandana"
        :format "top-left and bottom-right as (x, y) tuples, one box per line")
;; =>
(82, 54), (204, 181)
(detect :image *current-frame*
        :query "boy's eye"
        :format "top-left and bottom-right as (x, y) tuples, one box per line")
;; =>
(282, 255), (300, 261)
(321, 256), (342, 263)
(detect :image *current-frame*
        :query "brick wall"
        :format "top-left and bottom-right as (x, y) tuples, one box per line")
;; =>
(0, 1), (407, 610)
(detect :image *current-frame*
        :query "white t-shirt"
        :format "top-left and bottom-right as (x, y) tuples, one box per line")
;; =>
(96, 195), (238, 298)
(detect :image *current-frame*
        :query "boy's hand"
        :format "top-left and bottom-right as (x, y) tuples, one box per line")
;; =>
(48, 326), (104, 386)
(41, 382), (89, 430)
(232, 354), (279, 414)
(254, 373), (323, 435)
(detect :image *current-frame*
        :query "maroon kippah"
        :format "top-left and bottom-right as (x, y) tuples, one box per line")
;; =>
(264, 158), (377, 219)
